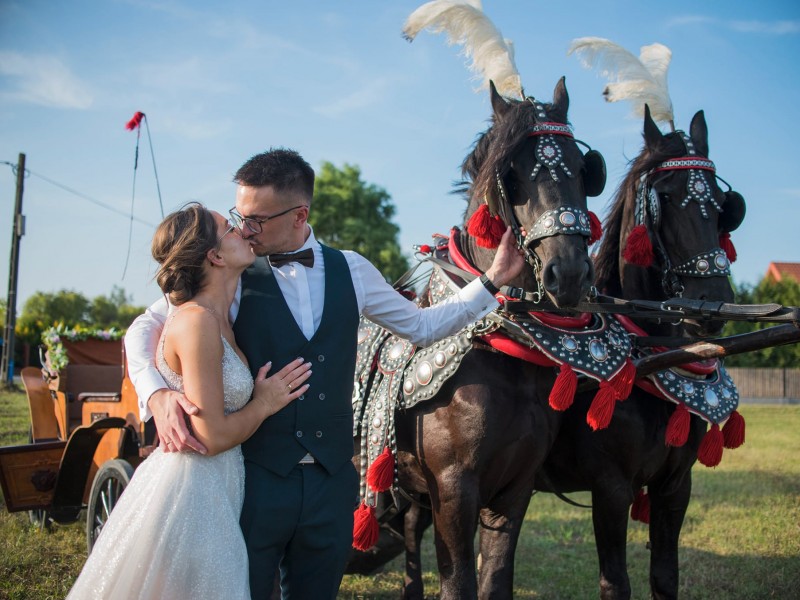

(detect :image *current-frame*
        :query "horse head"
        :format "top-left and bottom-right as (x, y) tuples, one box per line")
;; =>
(598, 105), (746, 337)
(460, 77), (604, 308)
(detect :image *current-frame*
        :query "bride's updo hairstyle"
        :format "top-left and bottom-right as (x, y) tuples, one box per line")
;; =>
(152, 202), (218, 305)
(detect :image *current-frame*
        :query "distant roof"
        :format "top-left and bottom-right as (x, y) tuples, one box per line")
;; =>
(765, 262), (800, 283)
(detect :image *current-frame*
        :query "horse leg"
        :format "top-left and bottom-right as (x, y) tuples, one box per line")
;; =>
(648, 467), (693, 599)
(476, 496), (531, 600)
(430, 473), (481, 600)
(402, 501), (433, 600)
(592, 485), (634, 600)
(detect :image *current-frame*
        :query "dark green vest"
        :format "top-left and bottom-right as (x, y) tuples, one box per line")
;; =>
(234, 246), (359, 476)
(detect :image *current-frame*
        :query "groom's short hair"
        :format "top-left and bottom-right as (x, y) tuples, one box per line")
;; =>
(234, 148), (315, 203)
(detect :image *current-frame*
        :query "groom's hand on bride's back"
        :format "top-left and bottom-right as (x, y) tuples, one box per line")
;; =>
(148, 389), (207, 454)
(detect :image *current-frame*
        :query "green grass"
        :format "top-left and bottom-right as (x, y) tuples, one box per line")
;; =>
(1, 388), (798, 599)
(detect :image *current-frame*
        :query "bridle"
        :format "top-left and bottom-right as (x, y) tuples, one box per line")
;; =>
(634, 132), (731, 297)
(491, 98), (605, 302)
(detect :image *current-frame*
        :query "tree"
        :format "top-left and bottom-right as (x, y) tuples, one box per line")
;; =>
(16, 290), (91, 346)
(15, 287), (145, 349)
(722, 277), (800, 367)
(90, 285), (144, 329)
(310, 162), (409, 283)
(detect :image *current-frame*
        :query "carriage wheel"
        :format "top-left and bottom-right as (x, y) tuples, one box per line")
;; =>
(86, 459), (134, 553)
(27, 427), (53, 531)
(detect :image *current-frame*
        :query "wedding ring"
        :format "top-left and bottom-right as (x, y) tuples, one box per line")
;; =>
(287, 383), (292, 391)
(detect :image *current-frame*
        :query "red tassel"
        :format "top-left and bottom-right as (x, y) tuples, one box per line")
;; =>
(467, 204), (505, 249)
(622, 224), (654, 267)
(587, 382), (618, 431)
(665, 403), (691, 447)
(366, 446), (395, 493)
(588, 211), (603, 245)
(549, 363), (577, 411)
(697, 423), (724, 467)
(125, 111), (145, 131)
(630, 489), (651, 524)
(352, 503), (379, 551)
(719, 232), (737, 263)
(722, 410), (746, 449)
(609, 359), (636, 400)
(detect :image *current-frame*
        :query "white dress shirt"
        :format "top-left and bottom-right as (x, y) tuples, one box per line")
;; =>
(125, 227), (499, 420)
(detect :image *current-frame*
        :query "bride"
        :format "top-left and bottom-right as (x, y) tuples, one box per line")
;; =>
(67, 203), (311, 599)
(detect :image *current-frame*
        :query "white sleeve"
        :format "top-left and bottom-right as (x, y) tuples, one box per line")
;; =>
(348, 252), (498, 348)
(124, 296), (170, 421)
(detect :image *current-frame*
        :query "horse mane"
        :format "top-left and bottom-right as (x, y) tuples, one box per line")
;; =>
(455, 97), (568, 203)
(593, 129), (687, 295)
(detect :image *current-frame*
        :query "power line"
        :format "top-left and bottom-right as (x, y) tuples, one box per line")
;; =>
(1, 161), (157, 228)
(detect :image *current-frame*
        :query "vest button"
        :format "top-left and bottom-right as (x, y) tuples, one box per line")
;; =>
(296, 431), (303, 438)
(318, 354), (325, 362)
(298, 395), (305, 401)
(315, 431), (323, 438)
(318, 393), (326, 400)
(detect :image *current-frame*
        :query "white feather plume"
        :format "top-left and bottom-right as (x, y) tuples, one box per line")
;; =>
(403, 0), (523, 99)
(568, 37), (674, 125)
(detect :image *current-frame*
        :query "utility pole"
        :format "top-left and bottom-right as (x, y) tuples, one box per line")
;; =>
(1, 153), (25, 389)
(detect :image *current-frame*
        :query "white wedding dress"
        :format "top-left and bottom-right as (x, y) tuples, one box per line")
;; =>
(67, 328), (253, 599)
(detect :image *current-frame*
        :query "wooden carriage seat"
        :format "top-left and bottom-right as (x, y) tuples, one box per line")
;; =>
(21, 366), (62, 442)
(62, 365), (123, 433)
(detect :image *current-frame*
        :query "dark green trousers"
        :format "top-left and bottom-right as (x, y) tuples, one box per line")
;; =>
(240, 460), (359, 599)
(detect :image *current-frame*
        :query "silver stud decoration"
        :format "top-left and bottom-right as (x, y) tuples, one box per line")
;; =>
(650, 362), (739, 425)
(528, 119), (576, 184)
(527, 206), (592, 243)
(673, 248), (730, 277)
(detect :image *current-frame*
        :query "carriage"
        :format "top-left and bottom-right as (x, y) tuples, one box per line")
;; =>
(0, 331), (155, 550)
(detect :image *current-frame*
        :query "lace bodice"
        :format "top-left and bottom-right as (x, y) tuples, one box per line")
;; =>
(157, 308), (254, 415)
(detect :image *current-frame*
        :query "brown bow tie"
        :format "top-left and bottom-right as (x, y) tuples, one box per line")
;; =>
(268, 248), (315, 269)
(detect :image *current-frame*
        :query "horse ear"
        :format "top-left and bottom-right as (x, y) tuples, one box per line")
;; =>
(551, 76), (569, 122)
(690, 110), (709, 157)
(490, 81), (512, 119)
(643, 104), (662, 149)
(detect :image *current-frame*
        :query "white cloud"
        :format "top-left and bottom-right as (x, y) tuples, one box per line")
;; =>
(666, 15), (800, 36)
(729, 20), (800, 35)
(0, 51), (93, 109)
(311, 77), (394, 117)
(666, 15), (718, 28)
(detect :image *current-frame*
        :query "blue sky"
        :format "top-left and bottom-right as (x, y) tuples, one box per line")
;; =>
(1, 0), (798, 310)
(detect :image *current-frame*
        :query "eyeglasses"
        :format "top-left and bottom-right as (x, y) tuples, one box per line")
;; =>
(228, 205), (307, 235)
(214, 221), (237, 250)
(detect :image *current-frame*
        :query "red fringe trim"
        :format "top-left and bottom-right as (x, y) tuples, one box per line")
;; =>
(719, 232), (737, 263)
(467, 204), (505, 249)
(622, 224), (654, 267)
(588, 211), (603, 245)
(697, 423), (724, 467)
(722, 410), (746, 449)
(630, 488), (651, 524)
(609, 359), (636, 400)
(125, 111), (144, 131)
(366, 446), (395, 492)
(587, 382), (618, 431)
(665, 403), (691, 447)
(352, 503), (379, 551)
(549, 363), (577, 411)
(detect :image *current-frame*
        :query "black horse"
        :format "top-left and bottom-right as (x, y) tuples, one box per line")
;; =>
(535, 106), (746, 600)
(349, 77), (604, 600)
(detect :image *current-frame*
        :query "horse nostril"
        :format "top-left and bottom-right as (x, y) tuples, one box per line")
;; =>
(543, 263), (559, 292)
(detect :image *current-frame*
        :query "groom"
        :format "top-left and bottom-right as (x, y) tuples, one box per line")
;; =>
(125, 147), (524, 599)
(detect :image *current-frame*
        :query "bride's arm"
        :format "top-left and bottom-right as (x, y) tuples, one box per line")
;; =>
(168, 308), (311, 456)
